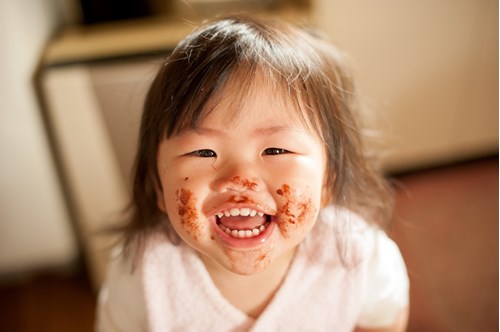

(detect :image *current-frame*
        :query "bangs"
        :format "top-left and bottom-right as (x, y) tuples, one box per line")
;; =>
(183, 66), (323, 136)
(154, 16), (329, 140)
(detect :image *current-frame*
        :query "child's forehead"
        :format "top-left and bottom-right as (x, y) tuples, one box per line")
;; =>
(198, 70), (312, 130)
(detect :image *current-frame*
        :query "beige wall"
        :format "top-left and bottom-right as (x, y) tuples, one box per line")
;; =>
(313, 0), (498, 171)
(0, 0), (77, 274)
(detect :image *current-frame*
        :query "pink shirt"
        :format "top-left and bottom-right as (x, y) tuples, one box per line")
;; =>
(97, 206), (409, 331)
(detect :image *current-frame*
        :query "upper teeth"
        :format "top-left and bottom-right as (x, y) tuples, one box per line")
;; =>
(216, 208), (264, 218)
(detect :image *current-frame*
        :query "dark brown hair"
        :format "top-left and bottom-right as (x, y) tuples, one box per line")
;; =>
(122, 15), (392, 257)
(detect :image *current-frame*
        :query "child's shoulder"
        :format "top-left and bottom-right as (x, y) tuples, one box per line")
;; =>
(316, 204), (380, 244)
(104, 227), (187, 286)
(311, 205), (401, 267)
(97, 245), (148, 331)
(139, 226), (191, 269)
(97, 228), (193, 330)
(318, 204), (369, 229)
(313, 205), (409, 325)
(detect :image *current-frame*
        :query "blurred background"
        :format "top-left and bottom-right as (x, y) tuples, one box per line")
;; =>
(0, 0), (497, 331)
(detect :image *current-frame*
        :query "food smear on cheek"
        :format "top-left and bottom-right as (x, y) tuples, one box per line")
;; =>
(276, 184), (315, 239)
(175, 188), (201, 240)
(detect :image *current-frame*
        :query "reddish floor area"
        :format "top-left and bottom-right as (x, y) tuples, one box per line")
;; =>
(391, 157), (498, 332)
(0, 270), (96, 332)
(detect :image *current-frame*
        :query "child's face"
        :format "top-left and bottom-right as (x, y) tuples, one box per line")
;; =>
(156, 78), (327, 275)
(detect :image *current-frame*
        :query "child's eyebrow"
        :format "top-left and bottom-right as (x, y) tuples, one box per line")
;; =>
(253, 125), (297, 135)
(191, 126), (222, 136)
(191, 125), (297, 137)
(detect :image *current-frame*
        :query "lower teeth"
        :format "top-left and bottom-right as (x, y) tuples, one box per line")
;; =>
(218, 222), (268, 238)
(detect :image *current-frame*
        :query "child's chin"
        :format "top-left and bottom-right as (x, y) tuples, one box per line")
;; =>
(220, 250), (273, 276)
(226, 264), (269, 276)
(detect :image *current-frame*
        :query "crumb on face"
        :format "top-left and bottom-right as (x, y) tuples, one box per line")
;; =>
(228, 195), (253, 204)
(231, 176), (259, 190)
(176, 188), (200, 240)
(276, 184), (315, 238)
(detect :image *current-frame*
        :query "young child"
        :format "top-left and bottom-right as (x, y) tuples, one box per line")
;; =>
(97, 15), (409, 332)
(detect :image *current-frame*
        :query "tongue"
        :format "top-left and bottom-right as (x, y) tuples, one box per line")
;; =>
(218, 215), (267, 230)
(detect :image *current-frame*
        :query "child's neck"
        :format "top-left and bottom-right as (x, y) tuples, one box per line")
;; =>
(200, 249), (296, 319)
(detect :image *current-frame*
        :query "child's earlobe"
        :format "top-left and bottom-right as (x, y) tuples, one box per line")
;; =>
(154, 174), (167, 212)
(155, 183), (167, 212)
(320, 187), (332, 208)
(157, 194), (166, 213)
(321, 174), (335, 208)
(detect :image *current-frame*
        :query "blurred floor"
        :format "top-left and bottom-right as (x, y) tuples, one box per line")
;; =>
(0, 268), (95, 332)
(0, 156), (497, 332)
(391, 156), (498, 332)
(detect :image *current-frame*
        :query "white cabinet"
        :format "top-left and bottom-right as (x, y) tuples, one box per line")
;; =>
(40, 60), (159, 287)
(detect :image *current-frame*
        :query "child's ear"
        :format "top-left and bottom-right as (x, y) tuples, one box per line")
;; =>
(155, 181), (167, 213)
(321, 186), (332, 208)
(157, 192), (166, 213)
(320, 174), (335, 208)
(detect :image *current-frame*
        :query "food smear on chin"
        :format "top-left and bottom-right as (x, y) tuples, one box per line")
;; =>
(276, 184), (315, 238)
(224, 245), (273, 274)
(176, 188), (201, 240)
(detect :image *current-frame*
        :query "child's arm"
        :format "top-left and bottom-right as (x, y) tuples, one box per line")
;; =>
(355, 227), (410, 331)
(354, 306), (409, 332)
(95, 249), (148, 331)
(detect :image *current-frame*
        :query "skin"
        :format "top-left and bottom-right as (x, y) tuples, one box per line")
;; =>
(156, 76), (408, 329)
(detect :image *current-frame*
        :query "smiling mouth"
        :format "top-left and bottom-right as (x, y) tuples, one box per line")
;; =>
(216, 207), (272, 239)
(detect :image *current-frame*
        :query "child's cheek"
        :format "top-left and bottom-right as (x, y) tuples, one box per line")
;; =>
(175, 188), (203, 241)
(275, 184), (317, 239)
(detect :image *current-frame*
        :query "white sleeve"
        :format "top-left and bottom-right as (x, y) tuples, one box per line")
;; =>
(95, 248), (148, 332)
(357, 228), (410, 328)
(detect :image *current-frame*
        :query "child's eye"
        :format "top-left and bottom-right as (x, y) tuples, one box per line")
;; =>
(263, 148), (289, 156)
(191, 149), (217, 158)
